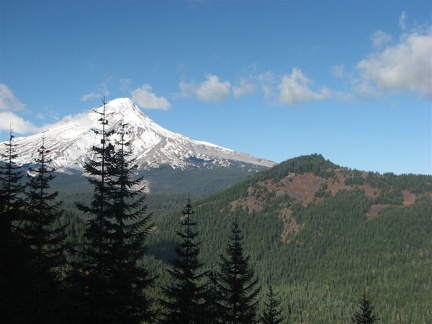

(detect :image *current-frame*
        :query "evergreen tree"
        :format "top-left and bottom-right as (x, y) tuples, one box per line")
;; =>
(261, 286), (284, 324)
(352, 293), (379, 324)
(74, 101), (155, 323)
(20, 139), (67, 323)
(102, 124), (155, 323)
(0, 128), (24, 265)
(74, 98), (116, 323)
(0, 128), (24, 216)
(217, 219), (260, 324)
(160, 199), (208, 323)
(0, 128), (31, 323)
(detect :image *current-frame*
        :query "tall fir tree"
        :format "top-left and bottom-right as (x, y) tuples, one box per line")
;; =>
(75, 100), (155, 323)
(352, 293), (379, 324)
(217, 219), (260, 324)
(103, 123), (155, 323)
(261, 286), (284, 324)
(20, 138), (67, 323)
(0, 128), (24, 265)
(160, 199), (208, 323)
(75, 98), (116, 323)
(0, 128), (31, 323)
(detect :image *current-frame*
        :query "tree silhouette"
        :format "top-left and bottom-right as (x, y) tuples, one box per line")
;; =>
(74, 102), (155, 323)
(261, 286), (284, 324)
(0, 128), (32, 323)
(217, 219), (260, 323)
(160, 199), (208, 323)
(20, 139), (67, 323)
(352, 293), (379, 324)
(75, 98), (116, 322)
(102, 123), (155, 323)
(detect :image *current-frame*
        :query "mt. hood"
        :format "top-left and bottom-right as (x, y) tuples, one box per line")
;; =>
(2, 98), (275, 172)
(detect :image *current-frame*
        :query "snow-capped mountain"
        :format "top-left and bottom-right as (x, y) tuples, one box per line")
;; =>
(1, 98), (275, 173)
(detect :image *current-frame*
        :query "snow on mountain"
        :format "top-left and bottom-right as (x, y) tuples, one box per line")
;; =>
(1, 98), (275, 172)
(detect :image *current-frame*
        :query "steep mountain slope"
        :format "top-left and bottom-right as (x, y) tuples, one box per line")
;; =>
(149, 154), (432, 322)
(1, 98), (274, 172)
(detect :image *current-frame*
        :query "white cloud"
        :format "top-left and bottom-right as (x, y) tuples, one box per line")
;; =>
(196, 74), (231, 102)
(371, 30), (392, 47)
(131, 84), (171, 110)
(0, 83), (25, 111)
(233, 79), (257, 98)
(356, 30), (432, 99)
(0, 111), (39, 134)
(178, 80), (196, 98)
(277, 68), (331, 105)
(178, 74), (231, 102)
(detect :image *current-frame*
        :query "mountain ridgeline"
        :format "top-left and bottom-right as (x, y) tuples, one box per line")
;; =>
(148, 154), (432, 322)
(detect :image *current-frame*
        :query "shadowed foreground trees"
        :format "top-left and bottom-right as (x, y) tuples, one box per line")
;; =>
(217, 219), (260, 323)
(0, 130), (31, 323)
(72, 103), (155, 323)
(160, 200), (208, 323)
(20, 141), (67, 323)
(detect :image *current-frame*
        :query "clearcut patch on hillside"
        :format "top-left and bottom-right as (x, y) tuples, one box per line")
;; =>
(227, 167), (431, 242)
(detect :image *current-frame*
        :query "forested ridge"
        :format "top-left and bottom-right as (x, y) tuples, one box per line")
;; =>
(1, 116), (431, 324)
(147, 154), (431, 323)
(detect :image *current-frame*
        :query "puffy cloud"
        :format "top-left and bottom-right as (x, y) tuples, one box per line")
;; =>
(233, 79), (257, 98)
(131, 84), (171, 110)
(0, 111), (39, 134)
(178, 80), (196, 98)
(178, 74), (231, 102)
(277, 68), (331, 105)
(0, 83), (25, 111)
(196, 74), (231, 102)
(371, 30), (392, 47)
(356, 30), (432, 99)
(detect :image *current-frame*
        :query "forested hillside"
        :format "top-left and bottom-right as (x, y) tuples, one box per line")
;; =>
(2, 146), (431, 322)
(149, 154), (432, 323)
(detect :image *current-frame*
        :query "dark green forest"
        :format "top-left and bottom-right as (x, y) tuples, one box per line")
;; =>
(1, 117), (431, 324)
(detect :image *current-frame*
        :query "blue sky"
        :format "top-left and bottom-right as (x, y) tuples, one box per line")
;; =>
(0, 0), (431, 175)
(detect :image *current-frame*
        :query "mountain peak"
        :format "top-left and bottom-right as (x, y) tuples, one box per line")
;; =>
(1, 98), (275, 172)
